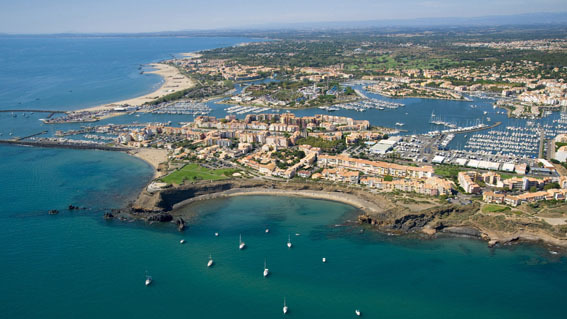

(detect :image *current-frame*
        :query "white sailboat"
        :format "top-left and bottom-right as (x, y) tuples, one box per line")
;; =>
(145, 271), (152, 286)
(179, 239), (185, 244)
(207, 254), (214, 267)
(263, 258), (269, 277)
(283, 298), (288, 314)
(239, 234), (246, 250)
(322, 257), (327, 263)
(355, 309), (361, 316)
(265, 228), (270, 233)
(287, 234), (292, 248)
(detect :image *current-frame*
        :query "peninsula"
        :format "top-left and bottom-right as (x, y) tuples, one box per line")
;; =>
(14, 26), (567, 250)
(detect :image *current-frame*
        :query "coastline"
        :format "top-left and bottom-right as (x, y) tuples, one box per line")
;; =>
(171, 187), (383, 215)
(126, 178), (567, 249)
(127, 148), (168, 179)
(75, 63), (195, 113)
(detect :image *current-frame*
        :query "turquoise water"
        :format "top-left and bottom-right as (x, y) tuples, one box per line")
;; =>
(2, 192), (566, 318)
(1, 36), (567, 318)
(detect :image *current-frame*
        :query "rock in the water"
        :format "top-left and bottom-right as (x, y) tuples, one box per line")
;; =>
(176, 217), (186, 231)
(103, 212), (114, 219)
(48, 209), (59, 215)
(147, 213), (173, 222)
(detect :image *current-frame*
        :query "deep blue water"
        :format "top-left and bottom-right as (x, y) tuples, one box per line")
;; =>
(0, 36), (566, 318)
(0, 36), (253, 111)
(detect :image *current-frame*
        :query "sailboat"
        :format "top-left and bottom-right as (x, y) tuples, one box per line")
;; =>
(239, 234), (246, 250)
(145, 271), (152, 286)
(207, 254), (214, 267)
(355, 309), (361, 316)
(265, 228), (270, 233)
(263, 258), (269, 277)
(179, 239), (185, 244)
(287, 234), (292, 248)
(322, 257), (327, 263)
(283, 298), (288, 314)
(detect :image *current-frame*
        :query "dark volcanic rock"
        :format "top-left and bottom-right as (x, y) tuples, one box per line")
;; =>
(176, 217), (186, 231)
(363, 203), (480, 234)
(48, 209), (59, 215)
(147, 213), (173, 223)
(103, 212), (114, 219)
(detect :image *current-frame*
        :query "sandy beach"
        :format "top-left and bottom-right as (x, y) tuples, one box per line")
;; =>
(171, 187), (383, 215)
(128, 148), (169, 178)
(180, 52), (202, 59)
(76, 63), (195, 113)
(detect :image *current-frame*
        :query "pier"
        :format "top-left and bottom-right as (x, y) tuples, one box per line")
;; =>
(0, 109), (66, 114)
(14, 130), (48, 141)
(0, 139), (129, 152)
(444, 121), (502, 135)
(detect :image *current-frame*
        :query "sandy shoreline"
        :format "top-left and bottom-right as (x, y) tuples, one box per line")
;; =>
(76, 63), (195, 113)
(171, 187), (382, 214)
(127, 148), (168, 179)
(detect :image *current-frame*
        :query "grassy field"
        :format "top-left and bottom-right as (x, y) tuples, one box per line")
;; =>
(482, 204), (511, 213)
(434, 165), (465, 180)
(161, 163), (239, 185)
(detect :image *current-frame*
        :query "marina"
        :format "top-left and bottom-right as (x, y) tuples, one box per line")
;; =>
(319, 97), (405, 113)
(152, 101), (211, 116)
(225, 105), (272, 115)
(465, 127), (542, 157)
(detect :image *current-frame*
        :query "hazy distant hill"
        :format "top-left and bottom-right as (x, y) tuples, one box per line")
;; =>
(236, 12), (567, 30)
(1, 12), (566, 37)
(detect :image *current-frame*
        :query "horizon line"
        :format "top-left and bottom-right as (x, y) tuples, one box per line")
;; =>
(1, 11), (566, 37)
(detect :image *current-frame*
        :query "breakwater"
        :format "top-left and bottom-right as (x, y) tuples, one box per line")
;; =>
(0, 139), (129, 152)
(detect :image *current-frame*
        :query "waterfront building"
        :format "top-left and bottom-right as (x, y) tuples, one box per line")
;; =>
(359, 176), (453, 196)
(458, 171), (482, 194)
(555, 146), (567, 162)
(481, 172), (501, 186)
(318, 155), (433, 179)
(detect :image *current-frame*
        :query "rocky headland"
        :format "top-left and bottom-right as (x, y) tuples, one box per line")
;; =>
(120, 178), (567, 250)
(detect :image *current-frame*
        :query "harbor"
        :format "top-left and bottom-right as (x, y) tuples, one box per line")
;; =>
(225, 105), (273, 115)
(319, 97), (405, 112)
(151, 101), (211, 115)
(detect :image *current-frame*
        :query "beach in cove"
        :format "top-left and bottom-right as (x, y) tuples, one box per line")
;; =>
(1, 36), (567, 319)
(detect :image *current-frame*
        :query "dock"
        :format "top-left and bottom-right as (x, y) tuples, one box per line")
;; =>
(0, 109), (66, 114)
(14, 130), (48, 141)
(445, 121), (502, 135)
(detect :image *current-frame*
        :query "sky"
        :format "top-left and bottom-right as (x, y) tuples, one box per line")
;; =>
(0, 0), (566, 34)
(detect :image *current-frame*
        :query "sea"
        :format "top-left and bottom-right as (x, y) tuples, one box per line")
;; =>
(0, 36), (566, 319)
